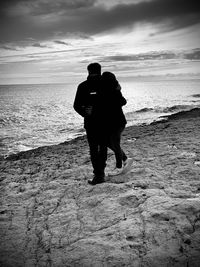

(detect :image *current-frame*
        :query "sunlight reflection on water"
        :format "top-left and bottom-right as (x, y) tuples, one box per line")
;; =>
(0, 79), (200, 156)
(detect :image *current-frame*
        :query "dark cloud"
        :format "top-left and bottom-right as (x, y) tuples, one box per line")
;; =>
(101, 52), (176, 62)
(69, 33), (94, 40)
(0, 0), (200, 44)
(184, 49), (200, 60)
(77, 0), (200, 34)
(0, 0), (32, 9)
(34, 0), (95, 15)
(32, 43), (49, 48)
(100, 49), (200, 62)
(54, 40), (70, 46)
(0, 45), (19, 51)
(0, 0), (96, 14)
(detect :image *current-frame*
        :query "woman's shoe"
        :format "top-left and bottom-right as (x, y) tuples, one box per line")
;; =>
(122, 158), (134, 174)
(108, 167), (123, 176)
(123, 158), (133, 167)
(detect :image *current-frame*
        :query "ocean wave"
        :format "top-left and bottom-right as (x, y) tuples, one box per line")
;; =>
(191, 94), (200, 98)
(0, 116), (23, 126)
(135, 108), (154, 113)
(191, 100), (200, 103)
(0, 118), (7, 126)
(59, 127), (84, 133)
(134, 105), (195, 114)
(0, 117), (15, 126)
(161, 105), (193, 113)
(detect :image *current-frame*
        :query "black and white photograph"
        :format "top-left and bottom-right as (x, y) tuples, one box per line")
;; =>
(0, 0), (200, 266)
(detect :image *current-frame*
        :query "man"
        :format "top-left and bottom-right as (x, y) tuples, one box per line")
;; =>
(73, 63), (107, 185)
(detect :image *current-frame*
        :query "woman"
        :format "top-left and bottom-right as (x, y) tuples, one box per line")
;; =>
(100, 71), (131, 176)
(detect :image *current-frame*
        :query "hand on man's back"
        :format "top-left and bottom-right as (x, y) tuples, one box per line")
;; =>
(85, 106), (93, 116)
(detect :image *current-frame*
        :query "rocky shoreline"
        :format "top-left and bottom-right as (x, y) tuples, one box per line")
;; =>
(0, 108), (200, 267)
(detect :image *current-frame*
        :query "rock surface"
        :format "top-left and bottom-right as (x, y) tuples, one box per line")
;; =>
(0, 108), (200, 267)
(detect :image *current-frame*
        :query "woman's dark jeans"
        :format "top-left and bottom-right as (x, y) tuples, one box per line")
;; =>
(108, 126), (127, 168)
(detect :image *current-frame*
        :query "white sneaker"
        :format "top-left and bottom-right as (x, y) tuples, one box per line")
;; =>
(108, 167), (123, 176)
(123, 158), (132, 167)
(122, 158), (134, 174)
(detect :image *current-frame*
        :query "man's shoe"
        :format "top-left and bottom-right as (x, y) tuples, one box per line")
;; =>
(88, 177), (105, 185)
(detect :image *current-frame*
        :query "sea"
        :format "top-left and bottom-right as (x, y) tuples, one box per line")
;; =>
(0, 78), (200, 157)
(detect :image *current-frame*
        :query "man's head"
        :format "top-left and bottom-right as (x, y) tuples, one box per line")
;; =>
(87, 63), (101, 75)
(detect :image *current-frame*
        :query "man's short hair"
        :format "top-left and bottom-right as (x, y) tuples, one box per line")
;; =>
(87, 63), (101, 75)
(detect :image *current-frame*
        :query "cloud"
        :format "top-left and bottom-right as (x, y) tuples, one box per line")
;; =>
(79, 0), (200, 34)
(101, 52), (175, 62)
(68, 32), (94, 40)
(100, 49), (200, 62)
(54, 40), (70, 46)
(0, 0), (96, 15)
(184, 49), (200, 60)
(0, 45), (19, 51)
(0, 0), (199, 44)
(32, 43), (49, 48)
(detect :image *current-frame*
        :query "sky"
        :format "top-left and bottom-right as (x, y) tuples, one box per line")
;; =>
(0, 0), (200, 84)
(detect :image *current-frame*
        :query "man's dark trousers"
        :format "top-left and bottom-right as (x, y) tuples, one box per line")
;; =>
(86, 126), (107, 179)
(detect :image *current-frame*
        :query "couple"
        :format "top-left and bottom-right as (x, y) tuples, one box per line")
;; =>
(73, 63), (132, 185)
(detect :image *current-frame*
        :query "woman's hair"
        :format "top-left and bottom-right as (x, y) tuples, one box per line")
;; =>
(102, 71), (119, 90)
(102, 71), (116, 82)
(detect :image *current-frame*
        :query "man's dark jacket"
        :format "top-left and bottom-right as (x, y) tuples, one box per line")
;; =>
(73, 75), (102, 129)
(73, 75), (127, 130)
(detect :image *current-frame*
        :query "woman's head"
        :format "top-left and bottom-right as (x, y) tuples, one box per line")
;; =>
(102, 71), (119, 91)
(102, 71), (116, 82)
